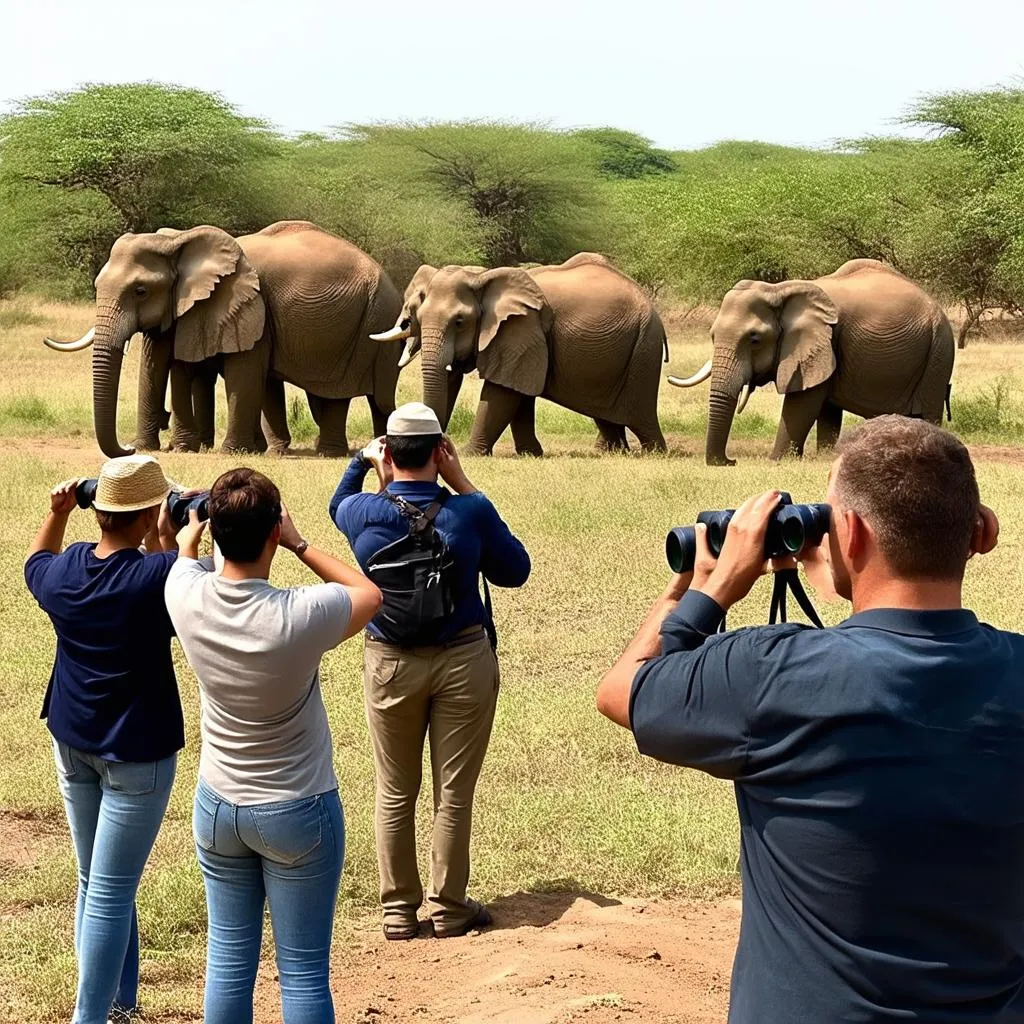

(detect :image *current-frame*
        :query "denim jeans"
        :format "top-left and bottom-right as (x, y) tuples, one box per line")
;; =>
(193, 778), (345, 1024)
(52, 739), (177, 1024)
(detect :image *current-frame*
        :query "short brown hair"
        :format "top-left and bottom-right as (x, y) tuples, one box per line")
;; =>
(835, 416), (979, 580)
(94, 508), (145, 532)
(208, 468), (282, 563)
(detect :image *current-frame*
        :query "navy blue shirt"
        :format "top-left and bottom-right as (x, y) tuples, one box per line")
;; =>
(631, 590), (1024, 1023)
(25, 543), (185, 763)
(329, 457), (530, 642)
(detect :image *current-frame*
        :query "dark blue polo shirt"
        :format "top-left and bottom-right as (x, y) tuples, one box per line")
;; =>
(25, 543), (184, 763)
(329, 457), (530, 643)
(631, 590), (1024, 1023)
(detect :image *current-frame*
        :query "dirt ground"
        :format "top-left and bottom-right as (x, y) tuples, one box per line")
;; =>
(246, 893), (739, 1024)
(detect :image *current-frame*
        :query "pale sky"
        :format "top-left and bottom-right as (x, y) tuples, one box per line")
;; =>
(4, 0), (1023, 150)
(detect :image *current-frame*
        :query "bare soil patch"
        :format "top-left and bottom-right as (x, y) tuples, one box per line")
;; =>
(0, 811), (60, 872)
(159, 894), (739, 1024)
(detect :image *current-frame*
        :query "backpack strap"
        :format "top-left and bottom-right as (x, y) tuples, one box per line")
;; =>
(382, 489), (450, 535)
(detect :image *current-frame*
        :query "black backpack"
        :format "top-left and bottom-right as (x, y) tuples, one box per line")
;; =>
(365, 491), (458, 647)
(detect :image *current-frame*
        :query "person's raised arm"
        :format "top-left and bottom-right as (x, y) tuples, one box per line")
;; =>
(27, 478), (81, 560)
(281, 504), (382, 639)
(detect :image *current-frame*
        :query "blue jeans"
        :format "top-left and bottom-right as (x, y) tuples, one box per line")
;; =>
(193, 778), (345, 1024)
(52, 739), (177, 1024)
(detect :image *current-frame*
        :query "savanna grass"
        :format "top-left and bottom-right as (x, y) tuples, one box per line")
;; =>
(2, 295), (1024, 1020)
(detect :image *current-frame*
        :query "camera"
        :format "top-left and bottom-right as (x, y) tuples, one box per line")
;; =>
(75, 479), (209, 528)
(666, 492), (831, 574)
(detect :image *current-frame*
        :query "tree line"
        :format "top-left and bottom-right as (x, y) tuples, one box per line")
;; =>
(3, 82), (1024, 344)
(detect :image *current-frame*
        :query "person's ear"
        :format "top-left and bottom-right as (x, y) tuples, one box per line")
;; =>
(383, 443), (394, 467)
(969, 504), (999, 558)
(844, 509), (869, 569)
(269, 521), (282, 551)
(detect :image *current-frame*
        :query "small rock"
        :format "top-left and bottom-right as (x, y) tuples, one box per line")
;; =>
(646, 949), (662, 961)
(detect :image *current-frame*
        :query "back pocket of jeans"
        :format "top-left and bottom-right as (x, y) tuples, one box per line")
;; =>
(106, 760), (158, 795)
(193, 786), (220, 852)
(250, 797), (323, 866)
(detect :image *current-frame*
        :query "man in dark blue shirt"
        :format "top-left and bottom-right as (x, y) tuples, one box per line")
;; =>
(597, 416), (1021, 1023)
(330, 402), (530, 941)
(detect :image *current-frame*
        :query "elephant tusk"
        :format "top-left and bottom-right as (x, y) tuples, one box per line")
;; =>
(370, 322), (411, 343)
(667, 358), (712, 388)
(398, 338), (421, 369)
(736, 384), (751, 415)
(445, 364), (453, 372)
(43, 327), (96, 353)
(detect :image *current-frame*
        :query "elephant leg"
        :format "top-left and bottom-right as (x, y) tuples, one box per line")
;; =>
(261, 377), (292, 455)
(772, 386), (829, 460)
(594, 418), (628, 453)
(133, 335), (172, 452)
(313, 398), (352, 458)
(510, 397), (544, 457)
(815, 401), (843, 453)
(192, 370), (216, 451)
(221, 346), (270, 454)
(631, 418), (667, 453)
(367, 393), (390, 439)
(466, 382), (524, 456)
(169, 363), (201, 453)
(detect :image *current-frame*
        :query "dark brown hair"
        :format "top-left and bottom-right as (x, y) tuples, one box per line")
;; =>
(94, 508), (146, 532)
(835, 416), (979, 580)
(387, 433), (442, 470)
(208, 468), (282, 563)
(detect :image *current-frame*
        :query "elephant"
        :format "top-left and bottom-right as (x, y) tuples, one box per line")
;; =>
(44, 221), (403, 458)
(372, 253), (668, 455)
(669, 259), (955, 465)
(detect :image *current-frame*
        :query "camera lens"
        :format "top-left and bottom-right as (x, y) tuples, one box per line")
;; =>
(168, 490), (211, 529)
(666, 526), (696, 574)
(705, 510), (734, 556)
(779, 513), (806, 554)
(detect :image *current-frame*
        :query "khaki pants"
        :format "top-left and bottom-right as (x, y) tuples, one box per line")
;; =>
(363, 632), (499, 932)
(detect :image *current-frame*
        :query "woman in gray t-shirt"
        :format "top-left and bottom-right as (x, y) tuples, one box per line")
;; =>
(165, 468), (380, 1024)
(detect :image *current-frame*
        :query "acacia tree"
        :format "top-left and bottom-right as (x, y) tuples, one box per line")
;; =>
(345, 122), (612, 267)
(0, 83), (281, 282)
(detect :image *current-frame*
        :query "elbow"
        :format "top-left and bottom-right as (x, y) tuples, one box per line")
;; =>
(369, 583), (384, 615)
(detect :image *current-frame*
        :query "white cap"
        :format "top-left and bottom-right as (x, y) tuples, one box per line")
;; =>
(386, 402), (443, 437)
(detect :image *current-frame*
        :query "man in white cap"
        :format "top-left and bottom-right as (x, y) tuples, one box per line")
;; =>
(329, 402), (530, 941)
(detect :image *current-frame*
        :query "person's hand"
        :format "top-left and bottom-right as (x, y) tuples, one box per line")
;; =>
(177, 508), (207, 557)
(50, 479), (82, 516)
(278, 502), (307, 554)
(799, 535), (840, 602)
(361, 437), (394, 488)
(158, 487), (204, 543)
(697, 490), (782, 610)
(437, 437), (475, 494)
(970, 504), (999, 558)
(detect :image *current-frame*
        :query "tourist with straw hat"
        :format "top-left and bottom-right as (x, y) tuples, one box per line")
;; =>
(24, 454), (194, 1024)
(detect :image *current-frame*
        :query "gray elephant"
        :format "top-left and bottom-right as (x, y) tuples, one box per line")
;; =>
(372, 253), (668, 455)
(670, 259), (955, 465)
(45, 221), (403, 458)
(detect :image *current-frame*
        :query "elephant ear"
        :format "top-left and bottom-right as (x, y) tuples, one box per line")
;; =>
(774, 282), (838, 393)
(475, 268), (550, 396)
(155, 226), (266, 363)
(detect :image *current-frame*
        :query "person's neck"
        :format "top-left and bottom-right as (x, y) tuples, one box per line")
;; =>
(391, 467), (439, 485)
(220, 553), (274, 581)
(851, 575), (964, 614)
(94, 530), (144, 558)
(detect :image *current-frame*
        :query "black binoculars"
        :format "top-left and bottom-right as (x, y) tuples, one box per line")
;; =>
(75, 480), (210, 529)
(666, 492), (831, 574)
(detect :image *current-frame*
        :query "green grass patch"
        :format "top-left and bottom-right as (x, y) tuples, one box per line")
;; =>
(0, 396), (57, 428)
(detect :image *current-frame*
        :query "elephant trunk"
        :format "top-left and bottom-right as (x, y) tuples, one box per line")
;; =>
(92, 306), (137, 459)
(705, 353), (746, 466)
(419, 327), (455, 430)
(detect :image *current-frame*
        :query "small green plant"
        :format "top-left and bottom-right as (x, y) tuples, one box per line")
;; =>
(287, 394), (318, 445)
(951, 375), (1024, 440)
(0, 395), (56, 426)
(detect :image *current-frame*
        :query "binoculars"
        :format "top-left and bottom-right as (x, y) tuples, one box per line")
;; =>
(76, 480), (210, 529)
(666, 492), (831, 574)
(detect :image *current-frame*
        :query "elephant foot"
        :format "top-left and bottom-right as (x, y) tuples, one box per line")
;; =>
(265, 445), (291, 458)
(131, 436), (162, 453)
(514, 446), (543, 458)
(707, 455), (737, 467)
(314, 444), (350, 459)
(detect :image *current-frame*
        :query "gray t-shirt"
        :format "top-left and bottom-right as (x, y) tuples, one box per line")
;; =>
(165, 557), (351, 805)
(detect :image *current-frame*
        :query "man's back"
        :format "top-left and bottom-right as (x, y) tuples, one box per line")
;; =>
(632, 604), (1024, 1022)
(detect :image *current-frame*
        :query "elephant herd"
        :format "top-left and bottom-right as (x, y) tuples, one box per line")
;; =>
(44, 221), (956, 466)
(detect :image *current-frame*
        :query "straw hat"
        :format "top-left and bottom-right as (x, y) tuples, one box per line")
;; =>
(93, 455), (172, 513)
